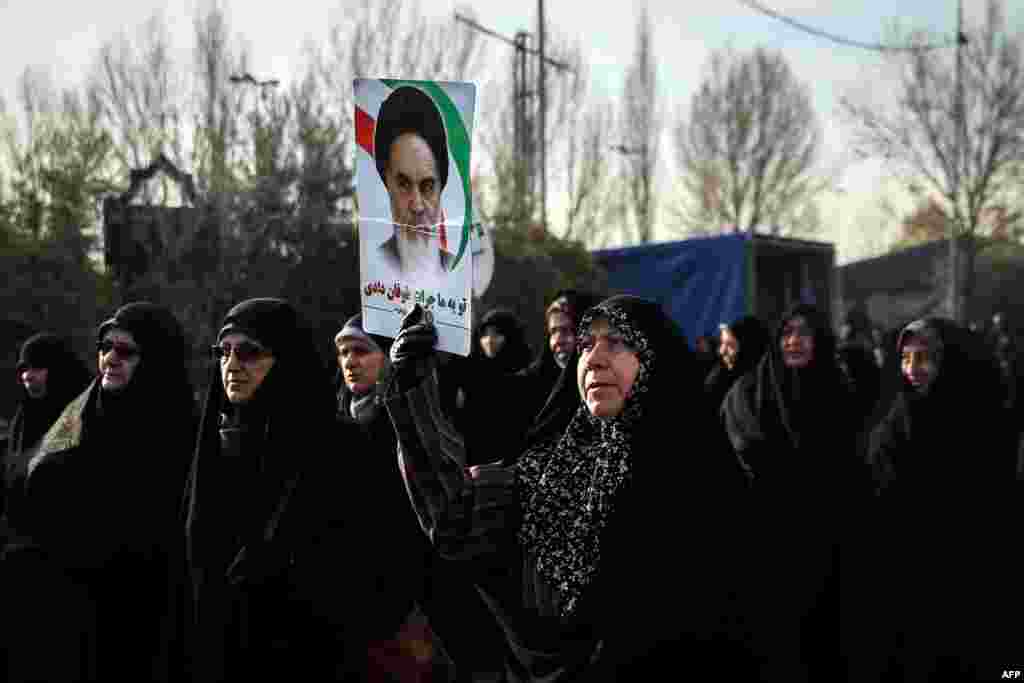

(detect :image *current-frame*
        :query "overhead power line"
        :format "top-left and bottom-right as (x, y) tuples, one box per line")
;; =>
(736, 0), (960, 53)
(454, 13), (572, 71)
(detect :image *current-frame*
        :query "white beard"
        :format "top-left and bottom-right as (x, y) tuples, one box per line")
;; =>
(396, 233), (444, 280)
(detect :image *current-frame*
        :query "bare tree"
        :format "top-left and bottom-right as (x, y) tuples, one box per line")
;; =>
(310, 0), (489, 154)
(841, 0), (1024, 322)
(619, 6), (660, 244)
(674, 46), (824, 237)
(191, 0), (250, 198)
(87, 12), (187, 183)
(564, 99), (615, 243)
(472, 18), (584, 233)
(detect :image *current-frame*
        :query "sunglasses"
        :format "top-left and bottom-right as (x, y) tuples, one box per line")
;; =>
(97, 340), (142, 359)
(211, 342), (270, 364)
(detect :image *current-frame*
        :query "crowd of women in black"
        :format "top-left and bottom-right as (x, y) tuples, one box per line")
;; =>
(1, 291), (1021, 681)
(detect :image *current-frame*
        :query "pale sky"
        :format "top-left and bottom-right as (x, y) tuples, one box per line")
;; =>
(1, 0), (1018, 263)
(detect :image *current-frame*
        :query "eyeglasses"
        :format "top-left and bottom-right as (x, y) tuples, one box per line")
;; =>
(211, 342), (271, 364)
(97, 340), (141, 359)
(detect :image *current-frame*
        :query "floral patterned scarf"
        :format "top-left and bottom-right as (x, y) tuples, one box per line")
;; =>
(516, 301), (656, 617)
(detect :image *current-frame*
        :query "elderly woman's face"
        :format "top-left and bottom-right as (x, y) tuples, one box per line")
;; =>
(337, 337), (386, 396)
(98, 329), (142, 392)
(780, 315), (815, 368)
(577, 317), (641, 419)
(218, 332), (276, 404)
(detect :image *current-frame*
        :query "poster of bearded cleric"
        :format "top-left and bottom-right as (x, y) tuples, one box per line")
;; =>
(355, 78), (476, 356)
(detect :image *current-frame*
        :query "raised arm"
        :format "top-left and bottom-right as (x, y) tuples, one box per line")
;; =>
(384, 306), (519, 562)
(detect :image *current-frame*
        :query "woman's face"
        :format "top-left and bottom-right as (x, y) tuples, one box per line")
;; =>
(719, 328), (739, 370)
(780, 315), (815, 369)
(901, 337), (939, 394)
(479, 324), (506, 359)
(20, 366), (49, 399)
(337, 337), (386, 395)
(577, 317), (641, 419)
(98, 329), (142, 392)
(218, 332), (276, 404)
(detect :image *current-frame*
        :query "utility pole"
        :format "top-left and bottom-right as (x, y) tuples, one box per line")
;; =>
(538, 0), (547, 233)
(455, 11), (571, 232)
(950, 0), (966, 322)
(514, 31), (535, 222)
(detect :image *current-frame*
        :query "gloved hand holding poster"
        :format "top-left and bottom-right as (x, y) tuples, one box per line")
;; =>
(355, 78), (476, 356)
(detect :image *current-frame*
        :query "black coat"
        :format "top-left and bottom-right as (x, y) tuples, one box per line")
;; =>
(185, 299), (351, 682)
(2, 303), (196, 683)
(704, 315), (770, 418)
(336, 385), (430, 642)
(863, 318), (1017, 680)
(337, 382), (510, 677)
(453, 308), (536, 466)
(3, 333), (93, 546)
(721, 304), (866, 683)
(386, 295), (746, 682)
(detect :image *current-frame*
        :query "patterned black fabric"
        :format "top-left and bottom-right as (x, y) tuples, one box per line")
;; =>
(517, 300), (654, 617)
(385, 295), (745, 681)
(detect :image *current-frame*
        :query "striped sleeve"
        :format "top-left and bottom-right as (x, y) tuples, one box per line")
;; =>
(384, 368), (519, 561)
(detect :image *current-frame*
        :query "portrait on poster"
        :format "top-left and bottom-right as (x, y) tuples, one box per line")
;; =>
(355, 78), (476, 356)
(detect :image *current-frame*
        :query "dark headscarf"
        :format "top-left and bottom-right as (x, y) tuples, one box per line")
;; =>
(185, 298), (335, 597)
(720, 303), (869, 508)
(14, 303), (195, 581)
(725, 316), (770, 376)
(84, 303), (195, 459)
(528, 289), (603, 375)
(704, 316), (770, 411)
(517, 290), (604, 432)
(515, 295), (698, 617)
(894, 317), (1003, 412)
(4, 306), (195, 683)
(96, 301), (192, 400)
(333, 313), (393, 425)
(724, 304), (844, 454)
(471, 308), (533, 375)
(25, 302), (195, 457)
(8, 333), (92, 457)
(870, 317), (1007, 490)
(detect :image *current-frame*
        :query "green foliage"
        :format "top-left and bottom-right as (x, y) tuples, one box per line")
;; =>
(0, 212), (114, 364)
(0, 94), (118, 376)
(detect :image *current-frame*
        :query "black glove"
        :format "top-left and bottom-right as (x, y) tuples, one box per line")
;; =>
(389, 304), (438, 392)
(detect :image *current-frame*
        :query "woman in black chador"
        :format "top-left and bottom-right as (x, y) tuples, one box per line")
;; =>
(185, 298), (351, 682)
(704, 315), (770, 414)
(4, 332), (92, 481)
(384, 295), (741, 681)
(865, 317), (1015, 681)
(2, 303), (196, 682)
(721, 303), (865, 682)
(451, 307), (535, 466)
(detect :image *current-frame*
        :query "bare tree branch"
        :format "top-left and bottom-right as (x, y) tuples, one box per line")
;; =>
(840, 0), (1024, 320)
(620, 6), (660, 243)
(674, 46), (825, 236)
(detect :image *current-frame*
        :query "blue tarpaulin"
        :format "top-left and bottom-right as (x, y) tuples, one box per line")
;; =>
(593, 233), (750, 348)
